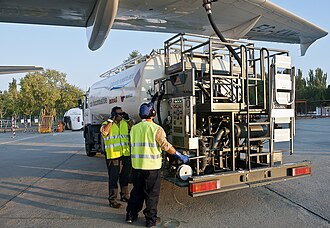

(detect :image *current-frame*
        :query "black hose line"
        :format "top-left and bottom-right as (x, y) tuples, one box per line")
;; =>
(157, 92), (164, 126)
(203, 0), (242, 67)
(196, 82), (211, 99)
(155, 79), (169, 127)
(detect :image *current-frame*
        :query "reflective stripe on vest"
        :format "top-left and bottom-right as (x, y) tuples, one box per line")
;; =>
(105, 142), (130, 148)
(104, 134), (130, 140)
(130, 121), (162, 170)
(131, 154), (162, 159)
(131, 142), (159, 148)
(103, 120), (130, 159)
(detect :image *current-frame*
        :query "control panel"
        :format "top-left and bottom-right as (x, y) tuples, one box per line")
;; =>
(170, 96), (198, 149)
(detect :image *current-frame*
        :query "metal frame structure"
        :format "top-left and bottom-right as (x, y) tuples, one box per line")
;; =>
(154, 33), (310, 196)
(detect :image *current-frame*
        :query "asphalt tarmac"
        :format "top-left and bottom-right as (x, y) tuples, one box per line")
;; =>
(0, 118), (329, 227)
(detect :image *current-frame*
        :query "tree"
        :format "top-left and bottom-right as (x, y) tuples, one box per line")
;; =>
(19, 74), (40, 119)
(21, 71), (59, 116)
(306, 68), (327, 89)
(305, 68), (327, 103)
(295, 69), (306, 99)
(2, 79), (19, 117)
(1, 69), (83, 121)
(0, 91), (5, 118)
(56, 83), (84, 118)
(44, 69), (67, 88)
(18, 69), (83, 119)
(124, 50), (141, 63)
(327, 85), (330, 100)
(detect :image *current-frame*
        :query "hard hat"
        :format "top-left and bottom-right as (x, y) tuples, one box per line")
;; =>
(139, 103), (156, 119)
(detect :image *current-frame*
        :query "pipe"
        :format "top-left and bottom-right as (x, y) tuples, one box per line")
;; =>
(196, 82), (211, 99)
(234, 123), (268, 138)
(212, 128), (226, 149)
(155, 79), (169, 127)
(202, 0), (242, 67)
(199, 140), (209, 173)
(157, 92), (164, 126)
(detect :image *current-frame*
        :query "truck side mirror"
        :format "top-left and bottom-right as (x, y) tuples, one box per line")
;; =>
(78, 98), (82, 109)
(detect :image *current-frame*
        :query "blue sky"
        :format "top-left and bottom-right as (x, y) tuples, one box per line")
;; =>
(0, 0), (329, 92)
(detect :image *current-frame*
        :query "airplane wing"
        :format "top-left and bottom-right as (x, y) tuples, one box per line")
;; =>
(0, 66), (43, 75)
(0, 0), (327, 54)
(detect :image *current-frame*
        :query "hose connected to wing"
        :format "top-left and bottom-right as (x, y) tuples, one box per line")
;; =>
(202, 0), (242, 67)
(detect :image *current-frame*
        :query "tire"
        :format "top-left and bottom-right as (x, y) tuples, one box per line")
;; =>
(64, 116), (70, 130)
(85, 143), (96, 157)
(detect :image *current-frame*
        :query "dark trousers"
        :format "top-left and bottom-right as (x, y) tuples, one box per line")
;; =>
(126, 168), (161, 226)
(105, 156), (130, 199)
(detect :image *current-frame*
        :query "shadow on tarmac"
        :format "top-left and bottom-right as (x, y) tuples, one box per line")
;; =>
(0, 191), (124, 224)
(0, 181), (105, 201)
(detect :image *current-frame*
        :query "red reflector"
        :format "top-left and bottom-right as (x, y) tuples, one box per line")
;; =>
(292, 166), (311, 176)
(190, 180), (220, 193)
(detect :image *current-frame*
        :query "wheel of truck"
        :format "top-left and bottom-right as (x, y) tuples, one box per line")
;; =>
(68, 121), (72, 130)
(64, 122), (69, 130)
(85, 143), (96, 157)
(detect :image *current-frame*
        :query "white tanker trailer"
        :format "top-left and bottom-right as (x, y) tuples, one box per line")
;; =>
(82, 53), (169, 156)
(83, 33), (311, 197)
(84, 54), (166, 126)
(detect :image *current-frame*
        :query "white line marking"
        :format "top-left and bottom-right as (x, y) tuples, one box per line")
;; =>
(0, 135), (47, 145)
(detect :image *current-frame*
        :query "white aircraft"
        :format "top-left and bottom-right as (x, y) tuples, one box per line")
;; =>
(0, 66), (43, 75)
(0, 0), (327, 54)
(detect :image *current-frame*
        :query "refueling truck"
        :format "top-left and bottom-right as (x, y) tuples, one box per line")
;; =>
(83, 33), (311, 197)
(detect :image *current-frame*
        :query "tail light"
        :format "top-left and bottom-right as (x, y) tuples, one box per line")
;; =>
(190, 180), (220, 194)
(291, 166), (311, 176)
(77, 116), (80, 122)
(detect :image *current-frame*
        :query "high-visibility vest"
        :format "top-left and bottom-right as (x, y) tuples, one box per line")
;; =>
(102, 120), (130, 159)
(130, 121), (162, 170)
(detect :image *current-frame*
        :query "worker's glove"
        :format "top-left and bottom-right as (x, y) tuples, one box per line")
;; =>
(107, 119), (113, 123)
(174, 151), (189, 163)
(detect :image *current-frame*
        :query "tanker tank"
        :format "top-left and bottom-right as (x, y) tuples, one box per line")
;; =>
(87, 55), (166, 123)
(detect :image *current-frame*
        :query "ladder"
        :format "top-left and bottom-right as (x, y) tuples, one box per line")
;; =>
(244, 48), (295, 170)
(269, 55), (295, 157)
(243, 46), (270, 170)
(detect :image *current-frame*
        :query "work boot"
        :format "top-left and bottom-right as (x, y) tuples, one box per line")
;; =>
(126, 212), (138, 223)
(146, 217), (161, 227)
(108, 189), (122, 209)
(109, 199), (121, 208)
(120, 186), (130, 202)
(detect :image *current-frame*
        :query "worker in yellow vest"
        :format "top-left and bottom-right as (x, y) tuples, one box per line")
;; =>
(100, 106), (132, 209)
(126, 102), (189, 227)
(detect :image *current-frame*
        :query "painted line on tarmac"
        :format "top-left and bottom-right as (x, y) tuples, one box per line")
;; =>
(265, 186), (330, 224)
(0, 134), (48, 145)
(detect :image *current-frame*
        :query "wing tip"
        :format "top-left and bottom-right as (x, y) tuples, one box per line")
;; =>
(300, 30), (328, 56)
